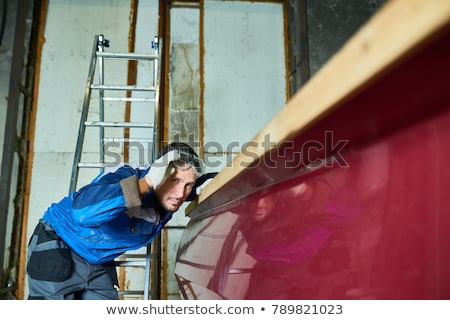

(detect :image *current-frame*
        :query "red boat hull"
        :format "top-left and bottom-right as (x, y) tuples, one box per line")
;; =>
(175, 1), (450, 299)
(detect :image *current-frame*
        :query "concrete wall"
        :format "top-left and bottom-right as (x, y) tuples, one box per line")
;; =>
(202, 1), (286, 171)
(307, 0), (386, 75)
(0, 0), (34, 298)
(0, 0), (17, 280)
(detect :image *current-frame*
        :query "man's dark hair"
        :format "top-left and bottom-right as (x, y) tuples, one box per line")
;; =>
(159, 142), (197, 158)
(159, 142), (204, 177)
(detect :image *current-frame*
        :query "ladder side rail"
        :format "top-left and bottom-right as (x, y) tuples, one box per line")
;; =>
(69, 35), (100, 194)
(152, 37), (162, 162)
(148, 36), (163, 300)
(150, 235), (162, 300)
(143, 244), (152, 300)
(98, 35), (106, 172)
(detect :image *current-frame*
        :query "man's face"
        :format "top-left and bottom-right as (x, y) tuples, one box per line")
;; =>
(251, 195), (276, 222)
(155, 165), (196, 212)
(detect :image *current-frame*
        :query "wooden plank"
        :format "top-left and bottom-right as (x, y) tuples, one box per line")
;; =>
(188, 0), (450, 215)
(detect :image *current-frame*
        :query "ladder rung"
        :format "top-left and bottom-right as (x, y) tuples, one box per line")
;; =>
(118, 290), (145, 296)
(103, 97), (155, 102)
(77, 162), (151, 168)
(77, 162), (107, 168)
(84, 121), (153, 128)
(91, 84), (156, 91)
(96, 51), (158, 60)
(103, 137), (153, 143)
(119, 254), (148, 259)
(115, 260), (147, 267)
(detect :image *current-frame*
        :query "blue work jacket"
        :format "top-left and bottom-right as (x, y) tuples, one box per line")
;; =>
(42, 166), (172, 265)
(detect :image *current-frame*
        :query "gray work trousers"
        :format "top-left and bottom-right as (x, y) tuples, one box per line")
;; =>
(27, 220), (119, 300)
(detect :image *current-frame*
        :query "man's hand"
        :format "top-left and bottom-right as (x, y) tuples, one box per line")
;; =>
(144, 150), (180, 188)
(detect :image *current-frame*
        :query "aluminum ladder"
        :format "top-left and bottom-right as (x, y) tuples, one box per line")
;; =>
(69, 34), (162, 299)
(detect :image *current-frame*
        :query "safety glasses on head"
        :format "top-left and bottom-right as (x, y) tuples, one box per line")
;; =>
(173, 148), (205, 177)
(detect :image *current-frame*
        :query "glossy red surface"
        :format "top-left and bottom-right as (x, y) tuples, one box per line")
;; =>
(175, 18), (450, 299)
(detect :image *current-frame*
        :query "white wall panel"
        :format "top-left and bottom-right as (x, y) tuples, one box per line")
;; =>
(203, 1), (286, 171)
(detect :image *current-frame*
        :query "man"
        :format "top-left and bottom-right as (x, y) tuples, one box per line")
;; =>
(26, 142), (204, 299)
